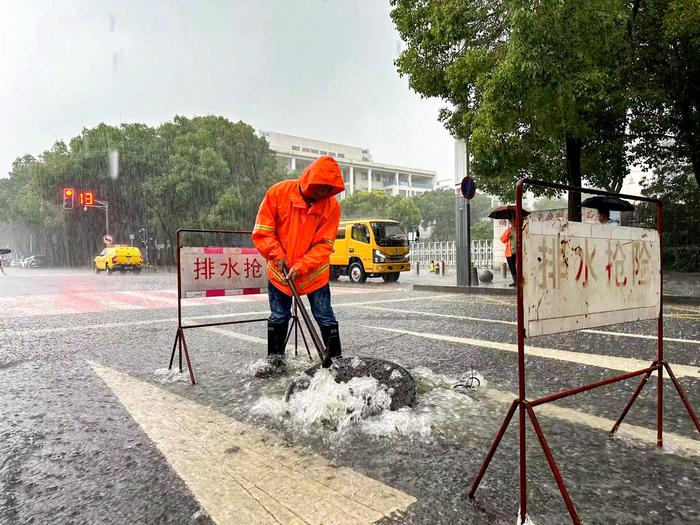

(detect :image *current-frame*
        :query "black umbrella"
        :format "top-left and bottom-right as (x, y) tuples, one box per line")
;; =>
(488, 205), (531, 220)
(581, 196), (635, 212)
(0, 248), (11, 255)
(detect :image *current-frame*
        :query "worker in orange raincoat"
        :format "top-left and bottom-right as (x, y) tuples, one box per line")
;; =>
(252, 156), (345, 376)
(500, 219), (517, 286)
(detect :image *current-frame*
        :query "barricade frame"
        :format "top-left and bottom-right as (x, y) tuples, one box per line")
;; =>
(468, 179), (700, 524)
(167, 228), (312, 384)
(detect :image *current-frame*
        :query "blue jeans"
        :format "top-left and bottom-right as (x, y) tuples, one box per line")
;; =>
(268, 283), (337, 327)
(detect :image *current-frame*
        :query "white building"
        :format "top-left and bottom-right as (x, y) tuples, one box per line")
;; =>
(262, 131), (437, 199)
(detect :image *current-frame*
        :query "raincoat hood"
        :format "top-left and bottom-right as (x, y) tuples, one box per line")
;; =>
(299, 156), (345, 199)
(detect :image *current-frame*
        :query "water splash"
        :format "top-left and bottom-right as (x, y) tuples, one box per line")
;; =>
(153, 367), (189, 384)
(250, 363), (484, 440)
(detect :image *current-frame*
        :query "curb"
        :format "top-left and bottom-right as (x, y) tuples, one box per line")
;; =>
(412, 284), (700, 306)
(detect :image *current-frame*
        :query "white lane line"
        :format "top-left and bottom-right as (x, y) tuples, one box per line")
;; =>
(362, 306), (700, 345)
(363, 326), (700, 379)
(205, 329), (700, 457)
(89, 362), (416, 524)
(363, 306), (516, 326)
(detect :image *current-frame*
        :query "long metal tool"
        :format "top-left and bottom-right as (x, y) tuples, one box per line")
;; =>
(284, 266), (331, 368)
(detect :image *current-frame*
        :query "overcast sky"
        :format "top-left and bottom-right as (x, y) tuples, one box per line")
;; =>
(0, 0), (456, 184)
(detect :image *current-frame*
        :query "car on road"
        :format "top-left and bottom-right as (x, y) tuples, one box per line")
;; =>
(21, 255), (47, 268)
(95, 246), (144, 274)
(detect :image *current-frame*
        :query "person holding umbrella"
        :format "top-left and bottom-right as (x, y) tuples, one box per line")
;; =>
(581, 196), (635, 225)
(500, 220), (517, 286)
(488, 206), (530, 287)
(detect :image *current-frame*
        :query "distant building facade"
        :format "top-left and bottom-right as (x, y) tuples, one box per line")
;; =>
(262, 131), (436, 200)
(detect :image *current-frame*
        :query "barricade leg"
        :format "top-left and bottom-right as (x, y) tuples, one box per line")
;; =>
(610, 367), (654, 437)
(526, 405), (580, 525)
(519, 401), (527, 523)
(180, 328), (196, 385)
(169, 331), (179, 370)
(469, 399), (518, 500)
(178, 333), (183, 372)
(657, 359), (664, 447)
(663, 361), (700, 434)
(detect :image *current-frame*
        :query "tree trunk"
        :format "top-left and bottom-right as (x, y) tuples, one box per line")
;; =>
(566, 136), (583, 221)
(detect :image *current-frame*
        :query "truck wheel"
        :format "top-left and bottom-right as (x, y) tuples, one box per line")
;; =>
(94, 264), (101, 274)
(348, 262), (366, 284)
(382, 272), (400, 283)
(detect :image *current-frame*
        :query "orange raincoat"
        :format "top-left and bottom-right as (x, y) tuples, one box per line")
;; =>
(252, 156), (345, 296)
(500, 226), (514, 257)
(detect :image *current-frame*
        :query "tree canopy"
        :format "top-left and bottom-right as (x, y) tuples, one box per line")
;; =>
(0, 116), (287, 266)
(390, 0), (699, 215)
(341, 188), (493, 241)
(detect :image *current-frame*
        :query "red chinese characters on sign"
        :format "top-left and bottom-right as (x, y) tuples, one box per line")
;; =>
(574, 239), (597, 287)
(535, 237), (655, 291)
(244, 257), (262, 279)
(220, 257), (239, 278)
(194, 257), (215, 280)
(180, 247), (267, 296)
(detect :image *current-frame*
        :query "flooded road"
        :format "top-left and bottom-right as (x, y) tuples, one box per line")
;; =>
(1, 269), (699, 524)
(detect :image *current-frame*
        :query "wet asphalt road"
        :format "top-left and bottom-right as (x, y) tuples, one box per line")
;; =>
(1, 269), (699, 524)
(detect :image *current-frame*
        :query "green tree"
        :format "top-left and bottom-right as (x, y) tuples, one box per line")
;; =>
(386, 197), (422, 231)
(413, 188), (493, 241)
(340, 191), (394, 219)
(391, 1), (637, 218)
(0, 115), (287, 266)
(629, 0), (700, 187)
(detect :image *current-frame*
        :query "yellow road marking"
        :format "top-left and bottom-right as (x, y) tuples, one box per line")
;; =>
(363, 326), (700, 379)
(668, 313), (700, 321)
(89, 362), (416, 525)
(667, 305), (700, 314)
(207, 329), (700, 457)
(361, 306), (700, 345)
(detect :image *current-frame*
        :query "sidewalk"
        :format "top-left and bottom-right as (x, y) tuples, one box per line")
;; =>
(404, 268), (700, 305)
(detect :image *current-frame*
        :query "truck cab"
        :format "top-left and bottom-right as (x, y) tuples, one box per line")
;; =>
(330, 219), (411, 283)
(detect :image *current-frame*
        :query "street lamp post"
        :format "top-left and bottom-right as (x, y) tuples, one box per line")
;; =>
(93, 200), (109, 235)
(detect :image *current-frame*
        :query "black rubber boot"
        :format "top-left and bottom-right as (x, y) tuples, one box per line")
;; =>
(268, 321), (289, 357)
(320, 324), (341, 359)
(255, 322), (289, 378)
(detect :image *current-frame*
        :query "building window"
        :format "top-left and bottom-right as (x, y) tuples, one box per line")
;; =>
(310, 149), (319, 154)
(362, 149), (369, 154)
(329, 152), (336, 157)
(362, 156), (369, 161)
(292, 145), (300, 151)
(337, 153), (345, 158)
(320, 150), (327, 155)
(302, 147), (310, 152)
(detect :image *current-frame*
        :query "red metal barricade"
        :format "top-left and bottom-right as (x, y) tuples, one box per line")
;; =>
(469, 179), (700, 524)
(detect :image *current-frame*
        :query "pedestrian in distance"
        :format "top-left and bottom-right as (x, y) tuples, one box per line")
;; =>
(500, 219), (517, 286)
(429, 260), (435, 273)
(0, 256), (5, 276)
(252, 156), (345, 377)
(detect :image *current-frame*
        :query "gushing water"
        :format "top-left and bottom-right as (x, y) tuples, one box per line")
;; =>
(250, 361), (485, 439)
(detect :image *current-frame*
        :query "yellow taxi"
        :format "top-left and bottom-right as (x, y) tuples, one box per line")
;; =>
(94, 245), (144, 274)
